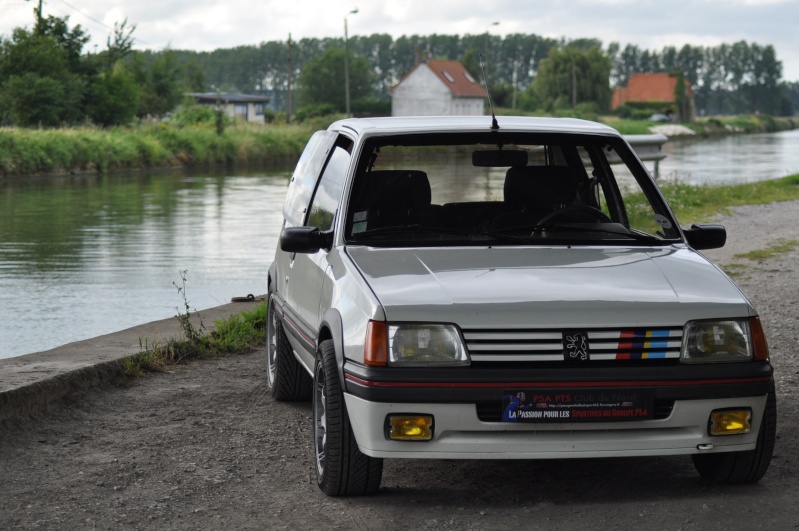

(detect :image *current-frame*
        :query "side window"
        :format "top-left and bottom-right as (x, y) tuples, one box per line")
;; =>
(306, 140), (352, 231)
(283, 130), (338, 226)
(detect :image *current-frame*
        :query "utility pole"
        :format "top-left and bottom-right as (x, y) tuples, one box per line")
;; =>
(287, 33), (293, 124)
(27, 0), (44, 27)
(572, 63), (577, 109)
(344, 8), (358, 117)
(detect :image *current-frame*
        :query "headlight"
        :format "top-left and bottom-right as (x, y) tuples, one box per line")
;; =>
(388, 323), (470, 366)
(681, 319), (752, 364)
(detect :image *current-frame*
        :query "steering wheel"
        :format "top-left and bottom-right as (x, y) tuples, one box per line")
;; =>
(537, 205), (612, 225)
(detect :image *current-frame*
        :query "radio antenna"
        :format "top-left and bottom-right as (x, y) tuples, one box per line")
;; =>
(479, 54), (499, 131)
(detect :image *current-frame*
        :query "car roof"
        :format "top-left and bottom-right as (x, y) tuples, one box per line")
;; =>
(327, 115), (622, 138)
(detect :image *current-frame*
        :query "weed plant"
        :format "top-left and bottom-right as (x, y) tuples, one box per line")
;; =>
(118, 271), (267, 377)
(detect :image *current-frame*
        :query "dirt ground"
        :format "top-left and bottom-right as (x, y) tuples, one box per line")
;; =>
(2, 202), (798, 530)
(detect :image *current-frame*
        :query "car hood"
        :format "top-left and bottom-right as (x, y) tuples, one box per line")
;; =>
(346, 246), (752, 327)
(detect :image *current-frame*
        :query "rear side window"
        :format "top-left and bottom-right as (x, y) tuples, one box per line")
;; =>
(283, 130), (337, 226)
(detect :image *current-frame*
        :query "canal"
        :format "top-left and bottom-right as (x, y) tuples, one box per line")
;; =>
(2, 129), (799, 359)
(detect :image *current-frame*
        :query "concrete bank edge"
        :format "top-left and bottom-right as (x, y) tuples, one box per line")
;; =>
(0, 300), (262, 423)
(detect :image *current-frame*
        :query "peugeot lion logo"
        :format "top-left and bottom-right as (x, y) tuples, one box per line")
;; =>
(563, 331), (590, 361)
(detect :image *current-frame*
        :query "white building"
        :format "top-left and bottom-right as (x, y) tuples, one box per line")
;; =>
(187, 92), (271, 124)
(390, 60), (487, 117)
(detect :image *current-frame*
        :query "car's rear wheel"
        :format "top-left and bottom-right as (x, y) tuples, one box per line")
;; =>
(692, 385), (777, 483)
(313, 339), (383, 496)
(266, 294), (311, 401)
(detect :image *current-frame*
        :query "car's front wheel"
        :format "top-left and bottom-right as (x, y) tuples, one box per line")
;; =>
(266, 294), (311, 401)
(692, 385), (777, 483)
(313, 339), (383, 496)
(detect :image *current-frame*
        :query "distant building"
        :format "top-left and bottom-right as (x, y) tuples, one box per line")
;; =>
(612, 73), (695, 120)
(187, 92), (271, 124)
(390, 60), (488, 117)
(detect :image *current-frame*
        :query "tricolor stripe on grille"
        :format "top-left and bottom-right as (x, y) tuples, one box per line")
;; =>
(463, 327), (682, 362)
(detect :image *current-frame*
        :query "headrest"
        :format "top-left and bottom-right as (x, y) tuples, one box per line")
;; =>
(355, 170), (431, 210)
(504, 166), (577, 208)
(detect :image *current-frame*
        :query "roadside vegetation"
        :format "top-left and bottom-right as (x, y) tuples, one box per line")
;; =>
(119, 272), (268, 377)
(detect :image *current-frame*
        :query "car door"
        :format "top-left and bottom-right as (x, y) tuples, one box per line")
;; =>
(283, 134), (353, 368)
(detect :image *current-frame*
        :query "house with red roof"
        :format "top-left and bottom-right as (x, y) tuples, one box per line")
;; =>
(390, 60), (488, 117)
(612, 73), (695, 120)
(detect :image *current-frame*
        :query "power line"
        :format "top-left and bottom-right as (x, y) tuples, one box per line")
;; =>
(49, 0), (160, 48)
(55, 0), (113, 32)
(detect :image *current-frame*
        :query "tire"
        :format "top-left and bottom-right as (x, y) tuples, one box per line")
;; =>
(313, 339), (383, 496)
(692, 385), (777, 484)
(266, 294), (312, 401)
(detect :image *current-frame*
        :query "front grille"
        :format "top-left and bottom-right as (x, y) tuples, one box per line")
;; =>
(463, 326), (683, 363)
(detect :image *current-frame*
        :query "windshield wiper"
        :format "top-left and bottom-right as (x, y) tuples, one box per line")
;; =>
(496, 222), (668, 244)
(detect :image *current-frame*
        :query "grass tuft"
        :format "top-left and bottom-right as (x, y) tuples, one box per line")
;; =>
(117, 271), (267, 377)
(734, 240), (799, 262)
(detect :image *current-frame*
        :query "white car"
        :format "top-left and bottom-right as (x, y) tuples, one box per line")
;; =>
(267, 116), (775, 496)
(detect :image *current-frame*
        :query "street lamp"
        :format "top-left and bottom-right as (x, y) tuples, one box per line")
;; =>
(344, 8), (359, 117)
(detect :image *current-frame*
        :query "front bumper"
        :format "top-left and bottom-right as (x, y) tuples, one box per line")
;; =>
(344, 394), (767, 459)
(342, 361), (772, 459)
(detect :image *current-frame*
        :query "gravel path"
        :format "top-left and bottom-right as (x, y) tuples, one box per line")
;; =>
(1, 201), (798, 530)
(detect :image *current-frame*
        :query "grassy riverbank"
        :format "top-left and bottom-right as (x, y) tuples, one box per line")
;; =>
(605, 115), (797, 136)
(1, 114), (796, 178)
(121, 301), (268, 376)
(638, 173), (799, 224)
(0, 123), (315, 177)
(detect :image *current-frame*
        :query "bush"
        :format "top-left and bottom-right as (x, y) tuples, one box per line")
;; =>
(172, 103), (233, 128)
(615, 102), (675, 120)
(294, 103), (337, 123)
(351, 98), (391, 116)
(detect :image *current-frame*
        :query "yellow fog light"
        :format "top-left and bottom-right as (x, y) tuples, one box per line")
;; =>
(387, 415), (434, 441)
(710, 409), (752, 436)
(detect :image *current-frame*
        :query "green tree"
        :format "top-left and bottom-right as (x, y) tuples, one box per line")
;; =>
(0, 16), (87, 126)
(4, 73), (68, 126)
(530, 45), (612, 112)
(86, 64), (140, 126)
(129, 49), (184, 117)
(297, 47), (374, 112)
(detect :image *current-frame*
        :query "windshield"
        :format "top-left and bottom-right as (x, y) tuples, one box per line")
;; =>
(344, 132), (681, 247)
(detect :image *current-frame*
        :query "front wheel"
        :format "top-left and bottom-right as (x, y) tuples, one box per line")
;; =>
(313, 339), (383, 496)
(692, 386), (777, 483)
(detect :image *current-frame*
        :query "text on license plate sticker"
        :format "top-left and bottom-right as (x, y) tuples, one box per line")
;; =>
(501, 389), (654, 422)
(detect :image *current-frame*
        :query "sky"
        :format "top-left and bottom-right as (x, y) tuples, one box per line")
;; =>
(1, 0), (798, 82)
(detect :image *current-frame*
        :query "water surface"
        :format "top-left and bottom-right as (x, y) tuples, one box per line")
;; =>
(1, 170), (289, 359)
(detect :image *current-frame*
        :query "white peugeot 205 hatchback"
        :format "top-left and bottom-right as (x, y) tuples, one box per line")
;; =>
(266, 116), (775, 496)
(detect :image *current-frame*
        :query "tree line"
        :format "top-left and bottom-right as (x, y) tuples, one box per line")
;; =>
(1, 9), (796, 128)
(158, 34), (798, 117)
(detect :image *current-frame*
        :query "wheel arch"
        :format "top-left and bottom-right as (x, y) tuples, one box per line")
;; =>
(319, 308), (346, 386)
(267, 262), (276, 293)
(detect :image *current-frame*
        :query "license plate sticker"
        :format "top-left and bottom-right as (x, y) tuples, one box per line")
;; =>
(501, 389), (654, 422)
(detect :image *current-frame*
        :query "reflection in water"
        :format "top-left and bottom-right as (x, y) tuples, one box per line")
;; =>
(1, 170), (290, 359)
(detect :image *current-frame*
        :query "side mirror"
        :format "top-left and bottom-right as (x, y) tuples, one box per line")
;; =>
(684, 223), (726, 250)
(280, 227), (333, 253)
